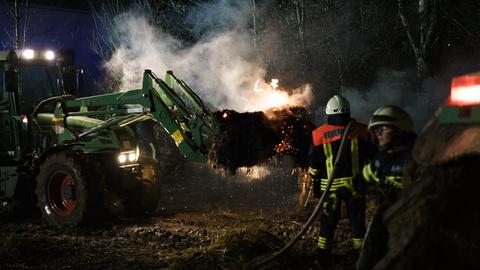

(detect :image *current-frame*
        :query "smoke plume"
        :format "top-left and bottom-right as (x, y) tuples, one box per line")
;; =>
(343, 69), (450, 132)
(104, 1), (312, 112)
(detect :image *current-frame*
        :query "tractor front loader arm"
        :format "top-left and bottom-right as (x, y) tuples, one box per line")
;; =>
(54, 70), (216, 163)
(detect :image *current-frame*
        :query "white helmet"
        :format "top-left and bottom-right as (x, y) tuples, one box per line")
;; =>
(368, 105), (414, 133)
(325, 94), (350, 115)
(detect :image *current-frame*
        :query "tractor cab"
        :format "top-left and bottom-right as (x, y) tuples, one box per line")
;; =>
(0, 49), (65, 114)
(0, 49), (81, 163)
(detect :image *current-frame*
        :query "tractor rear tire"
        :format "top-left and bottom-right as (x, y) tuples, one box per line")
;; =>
(35, 151), (104, 227)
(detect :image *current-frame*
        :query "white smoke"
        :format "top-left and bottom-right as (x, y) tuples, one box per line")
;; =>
(343, 69), (450, 132)
(104, 1), (312, 112)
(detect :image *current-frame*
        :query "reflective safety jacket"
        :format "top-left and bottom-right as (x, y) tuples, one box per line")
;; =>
(308, 121), (375, 193)
(362, 148), (411, 203)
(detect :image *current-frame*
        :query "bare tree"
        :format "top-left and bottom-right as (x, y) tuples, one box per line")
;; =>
(293, 0), (307, 75)
(251, 0), (258, 56)
(397, 0), (438, 91)
(15, 0), (20, 48)
(278, 0), (308, 80)
(1, 0), (28, 49)
(21, 0), (29, 48)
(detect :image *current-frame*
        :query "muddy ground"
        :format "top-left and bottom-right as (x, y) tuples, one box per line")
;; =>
(0, 160), (365, 270)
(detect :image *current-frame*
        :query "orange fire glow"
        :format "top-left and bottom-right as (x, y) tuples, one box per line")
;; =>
(251, 78), (309, 111)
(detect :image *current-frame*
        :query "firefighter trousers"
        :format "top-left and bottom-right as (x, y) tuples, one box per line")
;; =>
(357, 202), (390, 270)
(318, 187), (366, 249)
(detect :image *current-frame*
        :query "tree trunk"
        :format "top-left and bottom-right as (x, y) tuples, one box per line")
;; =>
(416, 55), (427, 92)
(22, 0), (29, 48)
(397, 0), (437, 92)
(14, 0), (20, 49)
(251, 0), (259, 60)
(294, 0), (307, 78)
(336, 49), (344, 95)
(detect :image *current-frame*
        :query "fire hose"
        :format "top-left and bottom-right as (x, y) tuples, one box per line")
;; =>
(251, 120), (354, 269)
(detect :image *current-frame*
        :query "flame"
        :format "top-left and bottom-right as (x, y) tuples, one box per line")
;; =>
(251, 78), (309, 111)
(270, 79), (279, 89)
(264, 91), (290, 108)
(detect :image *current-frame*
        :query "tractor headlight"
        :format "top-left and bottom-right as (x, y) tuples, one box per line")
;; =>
(128, 152), (136, 162)
(117, 148), (139, 166)
(19, 49), (56, 61)
(44, 50), (55, 61)
(118, 153), (127, 163)
(22, 49), (35, 60)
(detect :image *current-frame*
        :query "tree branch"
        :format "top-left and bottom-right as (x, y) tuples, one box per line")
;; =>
(22, 0), (29, 48)
(423, 0), (437, 52)
(397, 0), (419, 56)
(2, 0), (15, 19)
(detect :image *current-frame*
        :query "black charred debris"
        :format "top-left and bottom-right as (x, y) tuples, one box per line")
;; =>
(208, 106), (315, 173)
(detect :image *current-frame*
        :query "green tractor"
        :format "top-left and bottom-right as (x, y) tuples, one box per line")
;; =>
(0, 49), (215, 227)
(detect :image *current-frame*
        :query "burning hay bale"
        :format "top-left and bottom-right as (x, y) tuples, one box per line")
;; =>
(209, 110), (276, 173)
(208, 106), (315, 173)
(265, 106), (316, 167)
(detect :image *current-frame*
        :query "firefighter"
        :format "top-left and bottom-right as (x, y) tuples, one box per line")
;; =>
(308, 95), (376, 262)
(357, 105), (417, 270)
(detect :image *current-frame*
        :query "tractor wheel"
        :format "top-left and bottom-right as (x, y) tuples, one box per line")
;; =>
(125, 163), (161, 216)
(35, 151), (103, 227)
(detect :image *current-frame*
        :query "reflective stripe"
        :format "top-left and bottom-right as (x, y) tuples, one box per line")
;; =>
(362, 165), (370, 181)
(308, 167), (319, 176)
(321, 177), (353, 185)
(385, 176), (403, 189)
(323, 143), (334, 178)
(363, 163), (379, 183)
(368, 165), (380, 182)
(320, 177), (352, 191)
(343, 178), (355, 193)
(362, 164), (403, 188)
(352, 238), (364, 249)
(317, 237), (330, 249)
(351, 137), (359, 175)
(321, 134), (359, 189)
(323, 137), (359, 180)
